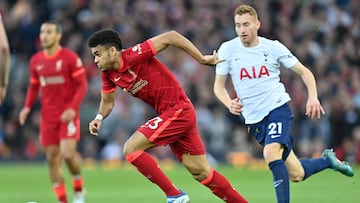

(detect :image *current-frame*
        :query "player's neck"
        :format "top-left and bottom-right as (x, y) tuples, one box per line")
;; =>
(243, 36), (259, 47)
(44, 44), (61, 56)
(112, 54), (122, 70)
(113, 60), (121, 70)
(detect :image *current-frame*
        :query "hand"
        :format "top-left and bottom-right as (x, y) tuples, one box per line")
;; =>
(200, 50), (225, 66)
(19, 107), (31, 125)
(89, 119), (102, 136)
(305, 97), (325, 119)
(229, 98), (243, 115)
(60, 108), (76, 122)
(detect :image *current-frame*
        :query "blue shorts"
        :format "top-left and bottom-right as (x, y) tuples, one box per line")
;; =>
(247, 103), (294, 160)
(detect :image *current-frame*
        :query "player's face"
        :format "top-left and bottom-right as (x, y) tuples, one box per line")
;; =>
(90, 45), (118, 71)
(234, 13), (260, 47)
(39, 24), (61, 49)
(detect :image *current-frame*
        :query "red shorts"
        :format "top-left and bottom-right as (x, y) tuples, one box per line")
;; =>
(40, 117), (81, 147)
(138, 107), (206, 161)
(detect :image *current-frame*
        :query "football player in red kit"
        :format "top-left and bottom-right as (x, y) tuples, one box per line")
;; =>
(88, 29), (248, 203)
(19, 21), (88, 203)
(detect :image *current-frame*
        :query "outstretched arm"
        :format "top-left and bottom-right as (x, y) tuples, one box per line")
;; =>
(0, 16), (10, 104)
(149, 31), (223, 66)
(291, 61), (325, 119)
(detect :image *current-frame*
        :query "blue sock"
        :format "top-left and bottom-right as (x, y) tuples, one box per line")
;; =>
(269, 160), (289, 203)
(300, 158), (332, 180)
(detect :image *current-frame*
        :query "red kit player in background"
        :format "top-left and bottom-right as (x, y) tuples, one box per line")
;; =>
(19, 21), (88, 203)
(87, 29), (248, 203)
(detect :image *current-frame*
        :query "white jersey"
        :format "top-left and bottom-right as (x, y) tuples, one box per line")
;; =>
(216, 37), (298, 124)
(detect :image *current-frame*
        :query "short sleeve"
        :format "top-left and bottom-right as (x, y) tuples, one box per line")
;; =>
(216, 43), (231, 75)
(274, 40), (298, 69)
(66, 50), (86, 77)
(120, 40), (156, 71)
(101, 72), (116, 93)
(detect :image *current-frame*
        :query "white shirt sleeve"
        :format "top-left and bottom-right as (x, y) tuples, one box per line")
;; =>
(274, 40), (298, 69)
(216, 43), (231, 75)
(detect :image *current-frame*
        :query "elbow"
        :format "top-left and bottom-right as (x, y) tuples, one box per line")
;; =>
(110, 102), (115, 109)
(213, 88), (218, 97)
(164, 30), (181, 42)
(167, 30), (180, 36)
(213, 85), (221, 97)
(0, 45), (10, 56)
(105, 100), (115, 110)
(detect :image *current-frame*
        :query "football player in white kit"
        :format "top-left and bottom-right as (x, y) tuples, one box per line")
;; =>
(214, 4), (354, 203)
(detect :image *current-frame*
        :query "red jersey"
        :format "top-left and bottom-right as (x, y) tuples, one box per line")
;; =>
(25, 47), (87, 122)
(101, 40), (192, 114)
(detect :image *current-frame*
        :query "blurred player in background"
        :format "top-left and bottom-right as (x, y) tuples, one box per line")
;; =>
(0, 14), (10, 105)
(19, 21), (88, 203)
(214, 5), (354, 203)
(87, 29), (248, 203)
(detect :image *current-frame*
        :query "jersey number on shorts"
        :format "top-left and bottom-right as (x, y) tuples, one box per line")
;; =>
(268, 122), (282, 135)
(144, 117), (163, 129)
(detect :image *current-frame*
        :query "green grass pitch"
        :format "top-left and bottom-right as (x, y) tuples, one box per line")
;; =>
(0, 163), (359, 203)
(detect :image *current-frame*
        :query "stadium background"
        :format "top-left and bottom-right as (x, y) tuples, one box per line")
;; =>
(0, 0), (360, 168)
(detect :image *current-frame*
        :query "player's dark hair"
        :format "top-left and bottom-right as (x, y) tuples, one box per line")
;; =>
(87, 29), (123, 50)
(42, 20), (62, 33)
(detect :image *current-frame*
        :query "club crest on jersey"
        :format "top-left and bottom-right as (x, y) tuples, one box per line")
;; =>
(56, 60), (62, 71)
(240, 65), (270, 80)
(264, 52), (268, 62)
(132, 44), (142, 55)
(36, 64), (44, 71)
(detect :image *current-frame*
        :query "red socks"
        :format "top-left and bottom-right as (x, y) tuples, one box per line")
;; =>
(126, 150), (247, 202)
(53, 176), (83, 203)
(126, 150), (181, 196)
(72, 176), (84, 192)
(201, 168), (248, 203)
(53, 183), (67, 203)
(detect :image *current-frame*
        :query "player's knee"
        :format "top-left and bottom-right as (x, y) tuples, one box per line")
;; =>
(289, 171), (304, 182)
(186, 165), (210, 182)
(62, 152), (76, 161)
(263, 145), (283, 164)
(60, 148), (77, 161)
(123, 141), (135, 156)
(123, 135), (154, 156)
(192, 171), (209, 182)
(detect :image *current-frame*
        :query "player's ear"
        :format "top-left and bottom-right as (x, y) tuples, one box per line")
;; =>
(256, 20), (261, 30)
(109, 46), (118, 56)
(57, 33), (62, 41)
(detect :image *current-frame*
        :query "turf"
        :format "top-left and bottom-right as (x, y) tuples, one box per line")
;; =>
(0, 162), (359, 203)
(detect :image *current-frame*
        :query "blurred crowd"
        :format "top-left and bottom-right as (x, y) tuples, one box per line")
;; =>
(0, 0), (360, 165)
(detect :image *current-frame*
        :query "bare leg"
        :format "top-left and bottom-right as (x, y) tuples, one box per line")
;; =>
(45, 145), (67, 202)
(60, 139), (81, 176)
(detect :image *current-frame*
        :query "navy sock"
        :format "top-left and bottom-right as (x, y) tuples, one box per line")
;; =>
(300, 158), (332, 180)
(269, 160), (289, 203)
